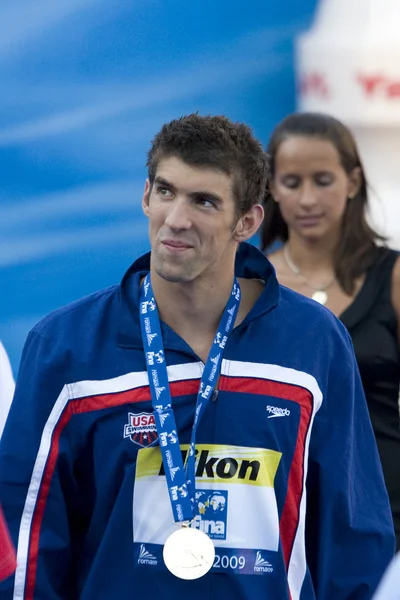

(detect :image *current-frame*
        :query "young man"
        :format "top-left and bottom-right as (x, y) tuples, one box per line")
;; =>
(0, 344), (16, 584)
(373, 552), (400, 600)
(0, 508), (15, 584)
(0, 341), (15, 438)
(0, 114), (395, 599)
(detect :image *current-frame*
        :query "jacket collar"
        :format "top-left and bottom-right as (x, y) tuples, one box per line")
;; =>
(117, 242), (280, 349)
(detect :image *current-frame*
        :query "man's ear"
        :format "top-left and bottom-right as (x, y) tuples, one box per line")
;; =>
(142, 179), (151, 217)
(233, 204), (264, 243)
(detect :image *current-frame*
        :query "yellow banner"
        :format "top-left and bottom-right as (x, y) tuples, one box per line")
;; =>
(136, 444), (282, 488)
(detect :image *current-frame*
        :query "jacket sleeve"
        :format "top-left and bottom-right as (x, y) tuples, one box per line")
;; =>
(0, 506), (15, 582)
(0, 329), (78, 600)
(0, 341), (15, 438)
(305, 325), (396, 599)
(372, 551), (400, 600)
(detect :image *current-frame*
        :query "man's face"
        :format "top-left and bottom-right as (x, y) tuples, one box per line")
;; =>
(142, 156), (241, 284)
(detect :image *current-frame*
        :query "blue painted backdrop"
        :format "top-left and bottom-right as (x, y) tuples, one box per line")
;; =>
(0, 0), (318, 371)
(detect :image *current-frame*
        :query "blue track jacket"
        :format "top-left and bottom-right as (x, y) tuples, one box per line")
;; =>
(0, 243), (395, 599)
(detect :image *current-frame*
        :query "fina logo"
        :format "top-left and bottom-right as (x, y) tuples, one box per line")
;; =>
(192, 490), (228, 540)
(138, 544), (157, 566)
(159, 430), (178, 447)
(213, 332), (227, 349)
(140, 298), (156, 314)
(146, 350), (164, 365)
(171, 484), (189, 500)
(254, 551), (273, 573)
(231, 285), (240, 301)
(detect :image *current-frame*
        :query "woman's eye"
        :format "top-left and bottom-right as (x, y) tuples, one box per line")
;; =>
(281, 177), (299, 189)
(316, 176), (333, 186)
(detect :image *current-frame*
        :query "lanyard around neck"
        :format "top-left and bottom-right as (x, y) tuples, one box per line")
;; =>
(139, 274), (241, 523)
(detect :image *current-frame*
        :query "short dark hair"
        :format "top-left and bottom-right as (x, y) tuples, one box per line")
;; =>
(146, 114), (269, 216)
(261, 112), (386, 294)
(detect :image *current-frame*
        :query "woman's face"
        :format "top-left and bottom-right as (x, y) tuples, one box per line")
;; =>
(271, 135), (360, 243)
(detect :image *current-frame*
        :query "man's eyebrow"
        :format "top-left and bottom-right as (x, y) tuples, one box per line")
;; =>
(154, 176), (175, 190)
(190, 190), (223, 205)
(154, 176), (224, 205)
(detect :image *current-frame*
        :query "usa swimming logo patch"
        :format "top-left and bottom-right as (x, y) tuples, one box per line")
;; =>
(124, 412), (158, 448)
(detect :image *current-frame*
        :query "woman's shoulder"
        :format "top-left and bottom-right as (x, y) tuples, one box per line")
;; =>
(388, 248), (400, 317)
(364, 246), (399, 282)
(373, 245), (399, 265)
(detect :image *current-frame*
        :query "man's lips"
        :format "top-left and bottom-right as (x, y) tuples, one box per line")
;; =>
(162, 240), (193, 249)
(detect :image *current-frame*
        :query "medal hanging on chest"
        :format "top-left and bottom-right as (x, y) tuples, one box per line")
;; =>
(139, 275), (241, 579)
(163, 526), (215, 580)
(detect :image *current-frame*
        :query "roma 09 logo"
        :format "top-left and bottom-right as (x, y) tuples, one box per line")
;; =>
(124, 412), (158, 448)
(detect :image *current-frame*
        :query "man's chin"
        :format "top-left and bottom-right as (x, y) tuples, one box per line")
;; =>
(154, 266), (194, 284)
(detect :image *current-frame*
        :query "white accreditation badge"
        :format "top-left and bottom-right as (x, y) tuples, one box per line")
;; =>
(163, 526), (215, 580)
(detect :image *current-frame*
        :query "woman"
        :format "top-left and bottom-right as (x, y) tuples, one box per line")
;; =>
(261, 112), (400, 546)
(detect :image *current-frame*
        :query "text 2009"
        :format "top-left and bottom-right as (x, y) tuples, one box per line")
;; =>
(213, 554), (246, 570)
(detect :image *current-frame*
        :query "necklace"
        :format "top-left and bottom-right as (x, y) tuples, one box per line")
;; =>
(283, 244), (335, 306)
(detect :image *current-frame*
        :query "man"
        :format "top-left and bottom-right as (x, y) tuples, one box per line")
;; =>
(373, 552), (400, 600)
(0, 342), (16, 583)
(0, 508), (15, 584)
(0, 114), (395, 599)
(0, 341), (15, 438)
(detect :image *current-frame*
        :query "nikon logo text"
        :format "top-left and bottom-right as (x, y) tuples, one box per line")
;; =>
(138, 444), (282, 489)
(159, 449), (260, 483)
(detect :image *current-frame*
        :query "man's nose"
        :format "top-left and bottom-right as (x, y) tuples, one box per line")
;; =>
(164, 198), (192, 230)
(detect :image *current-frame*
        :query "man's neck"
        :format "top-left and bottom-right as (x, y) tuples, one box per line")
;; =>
(147, 264), (264, 362)
(151, 269), (234, 337)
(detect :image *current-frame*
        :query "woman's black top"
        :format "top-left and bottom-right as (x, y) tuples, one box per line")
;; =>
(340, 248), (400, 546)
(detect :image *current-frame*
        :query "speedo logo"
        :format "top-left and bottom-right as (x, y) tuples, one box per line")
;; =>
(159, 448), (260, 484)
(266, 405), (290, 418)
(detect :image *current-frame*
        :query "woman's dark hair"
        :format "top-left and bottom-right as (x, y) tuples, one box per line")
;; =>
(261, 112), (386, 294)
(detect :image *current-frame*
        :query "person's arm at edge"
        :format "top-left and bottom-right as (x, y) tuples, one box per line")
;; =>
(0, 507), (15, 582)
(0, 342), (15, 439)
(0, 329), (76, 599)
(305, 322), (395, 599)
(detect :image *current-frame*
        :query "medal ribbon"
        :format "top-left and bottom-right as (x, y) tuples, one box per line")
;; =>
(139, 274), (241, 523)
